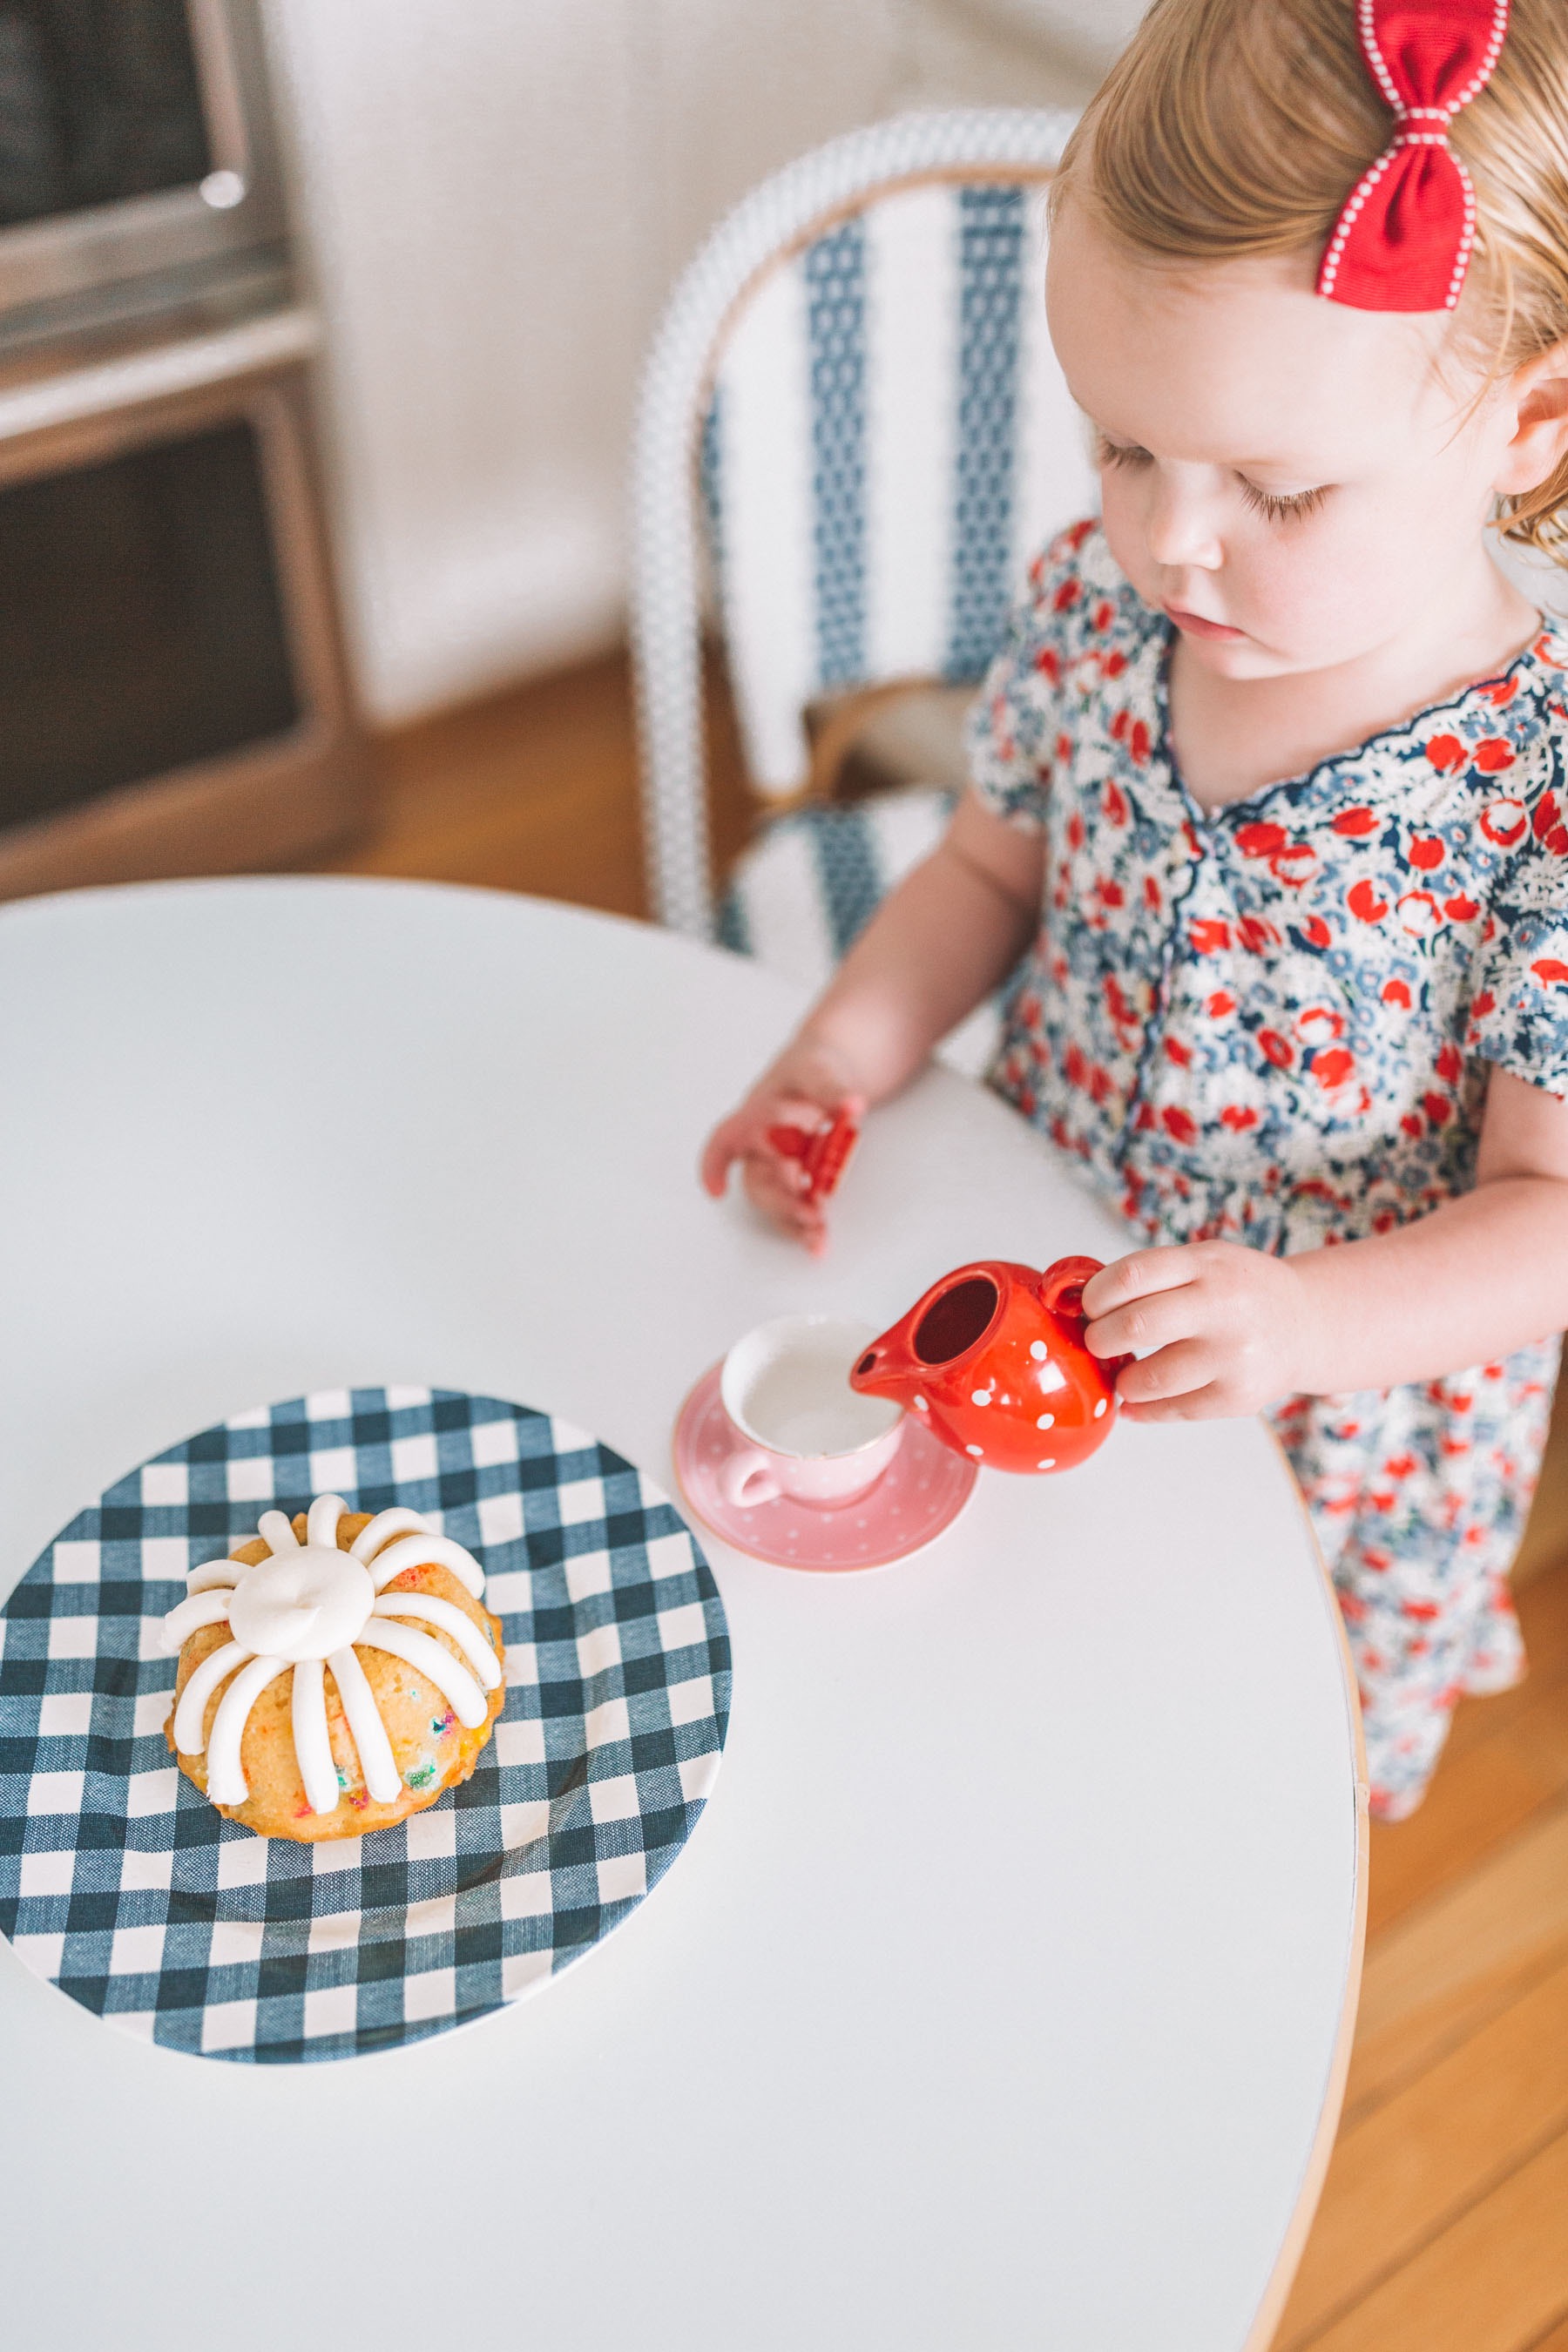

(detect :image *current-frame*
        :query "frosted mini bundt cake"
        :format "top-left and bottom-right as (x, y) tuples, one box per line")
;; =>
(161, 1495), (506, 1840)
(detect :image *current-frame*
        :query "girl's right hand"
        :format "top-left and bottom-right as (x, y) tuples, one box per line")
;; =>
(700, 1038), (867, 1255)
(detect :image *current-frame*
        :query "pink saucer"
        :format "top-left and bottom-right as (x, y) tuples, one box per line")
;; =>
(672, 1362), (977, 1571)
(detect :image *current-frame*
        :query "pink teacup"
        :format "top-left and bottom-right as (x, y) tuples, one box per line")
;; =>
(718, 1315), (904, 1510)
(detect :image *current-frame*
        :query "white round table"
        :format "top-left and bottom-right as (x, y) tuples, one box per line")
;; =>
(0, 879), (1363, 2352)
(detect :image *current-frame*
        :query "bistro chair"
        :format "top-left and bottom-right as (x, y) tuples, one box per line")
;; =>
(631, 107), (1094, 1070)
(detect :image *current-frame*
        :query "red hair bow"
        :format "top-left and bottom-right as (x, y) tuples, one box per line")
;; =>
(1319, 0), (1510, 312)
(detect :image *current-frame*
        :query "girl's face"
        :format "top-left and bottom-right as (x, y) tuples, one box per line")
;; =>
(1044, 200), (1527, 679)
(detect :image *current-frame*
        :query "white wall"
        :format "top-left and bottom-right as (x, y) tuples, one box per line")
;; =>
(263, 1), (1107, 723)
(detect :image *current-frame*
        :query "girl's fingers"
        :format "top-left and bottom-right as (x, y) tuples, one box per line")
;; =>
(1118, 1380), (1227, 1424)
(703, 1085), (866, 1201)
(742, 1155), (828, 1249)
(1080, 1247), (1199, 1322)
(700, 1122), (746, 1197)
(1085, 1284), (1202, 1363)
(1112, 1336), (1214, 1405)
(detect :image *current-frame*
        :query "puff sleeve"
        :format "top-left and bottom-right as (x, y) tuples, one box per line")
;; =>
(1467, 750), (1568, 1097)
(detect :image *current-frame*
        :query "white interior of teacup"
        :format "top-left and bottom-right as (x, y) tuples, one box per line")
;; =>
(722, 1315), (902, 1459)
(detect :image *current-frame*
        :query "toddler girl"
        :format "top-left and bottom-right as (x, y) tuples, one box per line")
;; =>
(701, 0), (1568, 1820)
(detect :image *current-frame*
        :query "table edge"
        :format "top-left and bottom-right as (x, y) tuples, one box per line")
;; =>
(1242, 1422), (1370, 2352)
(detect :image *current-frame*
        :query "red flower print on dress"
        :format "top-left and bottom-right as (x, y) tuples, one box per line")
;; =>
(1382, 978), (1412, 1008)
(1162, 1105), (1198, 1143)
(1397, 890), (1443, 937)
(1531, 790), (1568, 855)
(1237, 822), (1288, 860)
(1033, 645), (1060, 683)
(1220, 1104), (1259, 1131)
(1444, 895), (1479, 921)
(1473, 738), (1516, 774)
(1425, 734), (1466, 773)
(1239, 916), (1281, 953)
(1103, 974), (1141, 1040)
(1484, 674), (1520, 707)
(1190, 918), (1231, 954)
(1334, 806), (1380, 836)
(1104, 779), (1129, 826)
(1206, 990), (1236, 1017)
(1479, 797), (1528, 848)
(1259, 1029), (1294, 1069)
(1348, 877), (1389, 922)
(1531, 958), (1568, 987)
(1128, 717), (1152, 765)
(1312, 1047), (1356, 1090)
(1271, 841), (1318, 888)
(1164, 1037), (1193, 1067)
(1408, 835), (1445, 870)
(1297, 1005), (1345, 1044)
(1052, 577), (1079, 612)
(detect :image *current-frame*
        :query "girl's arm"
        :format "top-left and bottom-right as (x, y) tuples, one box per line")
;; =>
(1082, 1068), (1568, 1416)
(701, 791), (1043, 1249)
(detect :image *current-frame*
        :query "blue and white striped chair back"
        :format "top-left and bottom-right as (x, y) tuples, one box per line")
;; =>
(633, 110), (1089, 936)
(701, 176), (1093, 798)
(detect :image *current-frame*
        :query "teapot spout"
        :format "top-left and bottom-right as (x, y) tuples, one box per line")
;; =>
(849, 1269), (1007, 1410)
(847, 1328), (920, 1409)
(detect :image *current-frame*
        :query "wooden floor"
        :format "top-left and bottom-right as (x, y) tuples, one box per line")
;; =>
(321, 649), (1568, 2351)
(321, 645), (755, 921)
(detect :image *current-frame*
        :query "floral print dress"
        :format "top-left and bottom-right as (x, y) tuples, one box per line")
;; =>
(970, 518), (1568, 1818)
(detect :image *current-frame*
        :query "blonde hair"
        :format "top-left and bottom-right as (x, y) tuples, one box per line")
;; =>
(1053, 0), (1568, 559)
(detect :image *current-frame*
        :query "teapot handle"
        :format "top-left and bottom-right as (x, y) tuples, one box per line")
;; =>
(1036, 1254), (1105, 1324)
(1039, 1254), (1134, 1382)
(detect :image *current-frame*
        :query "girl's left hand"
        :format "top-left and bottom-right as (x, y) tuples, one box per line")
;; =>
(1080, 1240), (1315, 1420)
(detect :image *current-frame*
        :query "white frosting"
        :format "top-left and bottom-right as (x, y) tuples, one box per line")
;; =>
(355, 1619), (490, 1727)
(365, 1531), (485, 1597)
(206, 1655), (290, 1805)
(160, 1588), (237, 1651)
(374, 1589), (504, 1687)
(348, 1507), (426, 1563)
(162, 1497), (496, 1815)
(290, 1658), (338, 1817)
(171, 1639), (250, 1754)
(325, 1643), (402, 1803)
(227, 1545), (374, 1661)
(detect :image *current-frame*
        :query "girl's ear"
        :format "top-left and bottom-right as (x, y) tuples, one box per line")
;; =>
(1495, 341), (1568, 498)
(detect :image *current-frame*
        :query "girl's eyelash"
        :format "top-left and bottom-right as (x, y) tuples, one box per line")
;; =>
(1093, 435), (1330, 524)
(1095, 434), (1150, 470)
(1238, 477), (1329, 523)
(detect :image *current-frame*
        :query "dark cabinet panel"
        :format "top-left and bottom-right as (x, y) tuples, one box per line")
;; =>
(0, 417), (300, 827)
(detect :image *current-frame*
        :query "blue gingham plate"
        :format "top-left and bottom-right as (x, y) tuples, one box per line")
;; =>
(0, 1387), (731, 2064)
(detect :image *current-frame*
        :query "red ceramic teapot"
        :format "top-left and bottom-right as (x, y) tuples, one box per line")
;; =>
(848, 1255), (1126, 1474)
